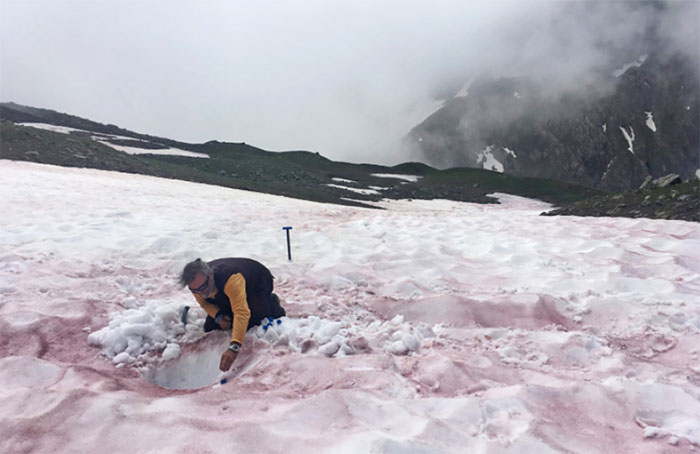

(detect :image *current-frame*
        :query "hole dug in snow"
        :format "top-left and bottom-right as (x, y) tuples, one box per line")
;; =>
(144, 335), (230, 390)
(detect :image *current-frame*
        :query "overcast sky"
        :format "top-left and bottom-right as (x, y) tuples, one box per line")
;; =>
(1, 1), (698, 165)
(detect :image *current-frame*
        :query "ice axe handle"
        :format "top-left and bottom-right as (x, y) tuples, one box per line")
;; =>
(181, 306), (190, 325)
(283, 226), (293, 261)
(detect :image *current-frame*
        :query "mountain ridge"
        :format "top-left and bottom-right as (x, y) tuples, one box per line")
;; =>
(0, 102), (600, 210)
(1, 101), (697, 221)
(404, 51), (699, 192)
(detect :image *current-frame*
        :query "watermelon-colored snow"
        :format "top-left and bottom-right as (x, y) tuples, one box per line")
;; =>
(1, 160), (699, 453)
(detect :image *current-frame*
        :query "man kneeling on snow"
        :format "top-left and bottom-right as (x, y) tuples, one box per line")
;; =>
(179, 258), (286, 372)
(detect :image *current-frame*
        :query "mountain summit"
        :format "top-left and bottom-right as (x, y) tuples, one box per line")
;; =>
(404, 52), (699, 192)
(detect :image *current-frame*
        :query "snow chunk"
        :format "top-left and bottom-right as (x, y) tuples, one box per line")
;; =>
(113, 352), (135, 365)
(316, 321), (342, 344)
(497, 346), (549, 367)
(640, 415), (700, 445)
(318, 341), (341, 357)
(331, 177), (355, 184)
(503, 147), (517, 158)
(162, 343), (181, 361)
(87, 299), (187, 362)
(251, 315), (431, 357)
(389, 340), (409, 355)
(645, 112), (657, 132)
(602, 124), (607, 133)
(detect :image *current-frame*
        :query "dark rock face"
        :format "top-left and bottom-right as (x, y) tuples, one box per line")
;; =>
(405, 53), (699, 192)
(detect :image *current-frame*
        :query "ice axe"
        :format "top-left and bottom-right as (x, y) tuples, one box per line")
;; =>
(283, 226), (293, 261)
(181, 305), (190, 326)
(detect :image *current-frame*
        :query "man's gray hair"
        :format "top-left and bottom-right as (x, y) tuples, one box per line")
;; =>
(178, 258), (211, 287)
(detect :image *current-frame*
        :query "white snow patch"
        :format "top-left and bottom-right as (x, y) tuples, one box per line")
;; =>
(513, 91), (521, 99)
(331, 177), (355, 184)
(602, 124), (607, 133)
(16, 122), (208, 158)
(476, 145), (504, 173)
(504, 147), (517, 158)
(96, 140), (209, 159)
(371, 173), (422, 182)
(645, 112), (657, 132)
(601, 157), (617, 181)
(326, 184), (380, 195)
(18, 123), (92, 135)
(612, 54), (648, 77)
(455, 79), (473, 98)
(620, 126), (636, 155)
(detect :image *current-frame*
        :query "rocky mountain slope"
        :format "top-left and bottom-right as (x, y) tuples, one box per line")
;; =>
(404, 52), (699, 192)
(0, 103), (600, 209)
(2, 102), (697, 221)
(542, 175), (699, 222)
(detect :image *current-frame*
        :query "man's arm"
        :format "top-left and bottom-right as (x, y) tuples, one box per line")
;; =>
(194, 293), (220, 319)
(223, 273), (251, 345)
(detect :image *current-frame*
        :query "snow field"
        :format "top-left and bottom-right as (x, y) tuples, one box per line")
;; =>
(1, 160), (699, 453)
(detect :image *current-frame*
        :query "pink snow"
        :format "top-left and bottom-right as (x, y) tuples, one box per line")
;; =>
(1, 160), (699, 453)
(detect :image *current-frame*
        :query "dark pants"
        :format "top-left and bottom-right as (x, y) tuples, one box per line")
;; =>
(203, 292), (286, 333)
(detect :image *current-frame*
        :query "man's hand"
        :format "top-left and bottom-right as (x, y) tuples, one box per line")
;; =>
(220, 349), (238, 372)
(219, 315), (232, 330)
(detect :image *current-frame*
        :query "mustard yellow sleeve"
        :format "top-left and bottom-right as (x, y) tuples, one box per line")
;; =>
(224, 273), (251, 344)
(194, 293), (220, 319)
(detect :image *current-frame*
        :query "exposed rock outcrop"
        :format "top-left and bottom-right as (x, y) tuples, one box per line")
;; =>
(542, 180), (699, 222)
(405, 53), (699, 192)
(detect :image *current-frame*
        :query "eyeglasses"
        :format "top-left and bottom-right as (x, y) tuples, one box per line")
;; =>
(188, 275), (209, 293)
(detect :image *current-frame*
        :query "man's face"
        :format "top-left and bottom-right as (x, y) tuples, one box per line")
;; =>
(188, 272), (212, 297)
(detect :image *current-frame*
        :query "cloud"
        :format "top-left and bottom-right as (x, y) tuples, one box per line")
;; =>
(0, 0), (697, 165)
